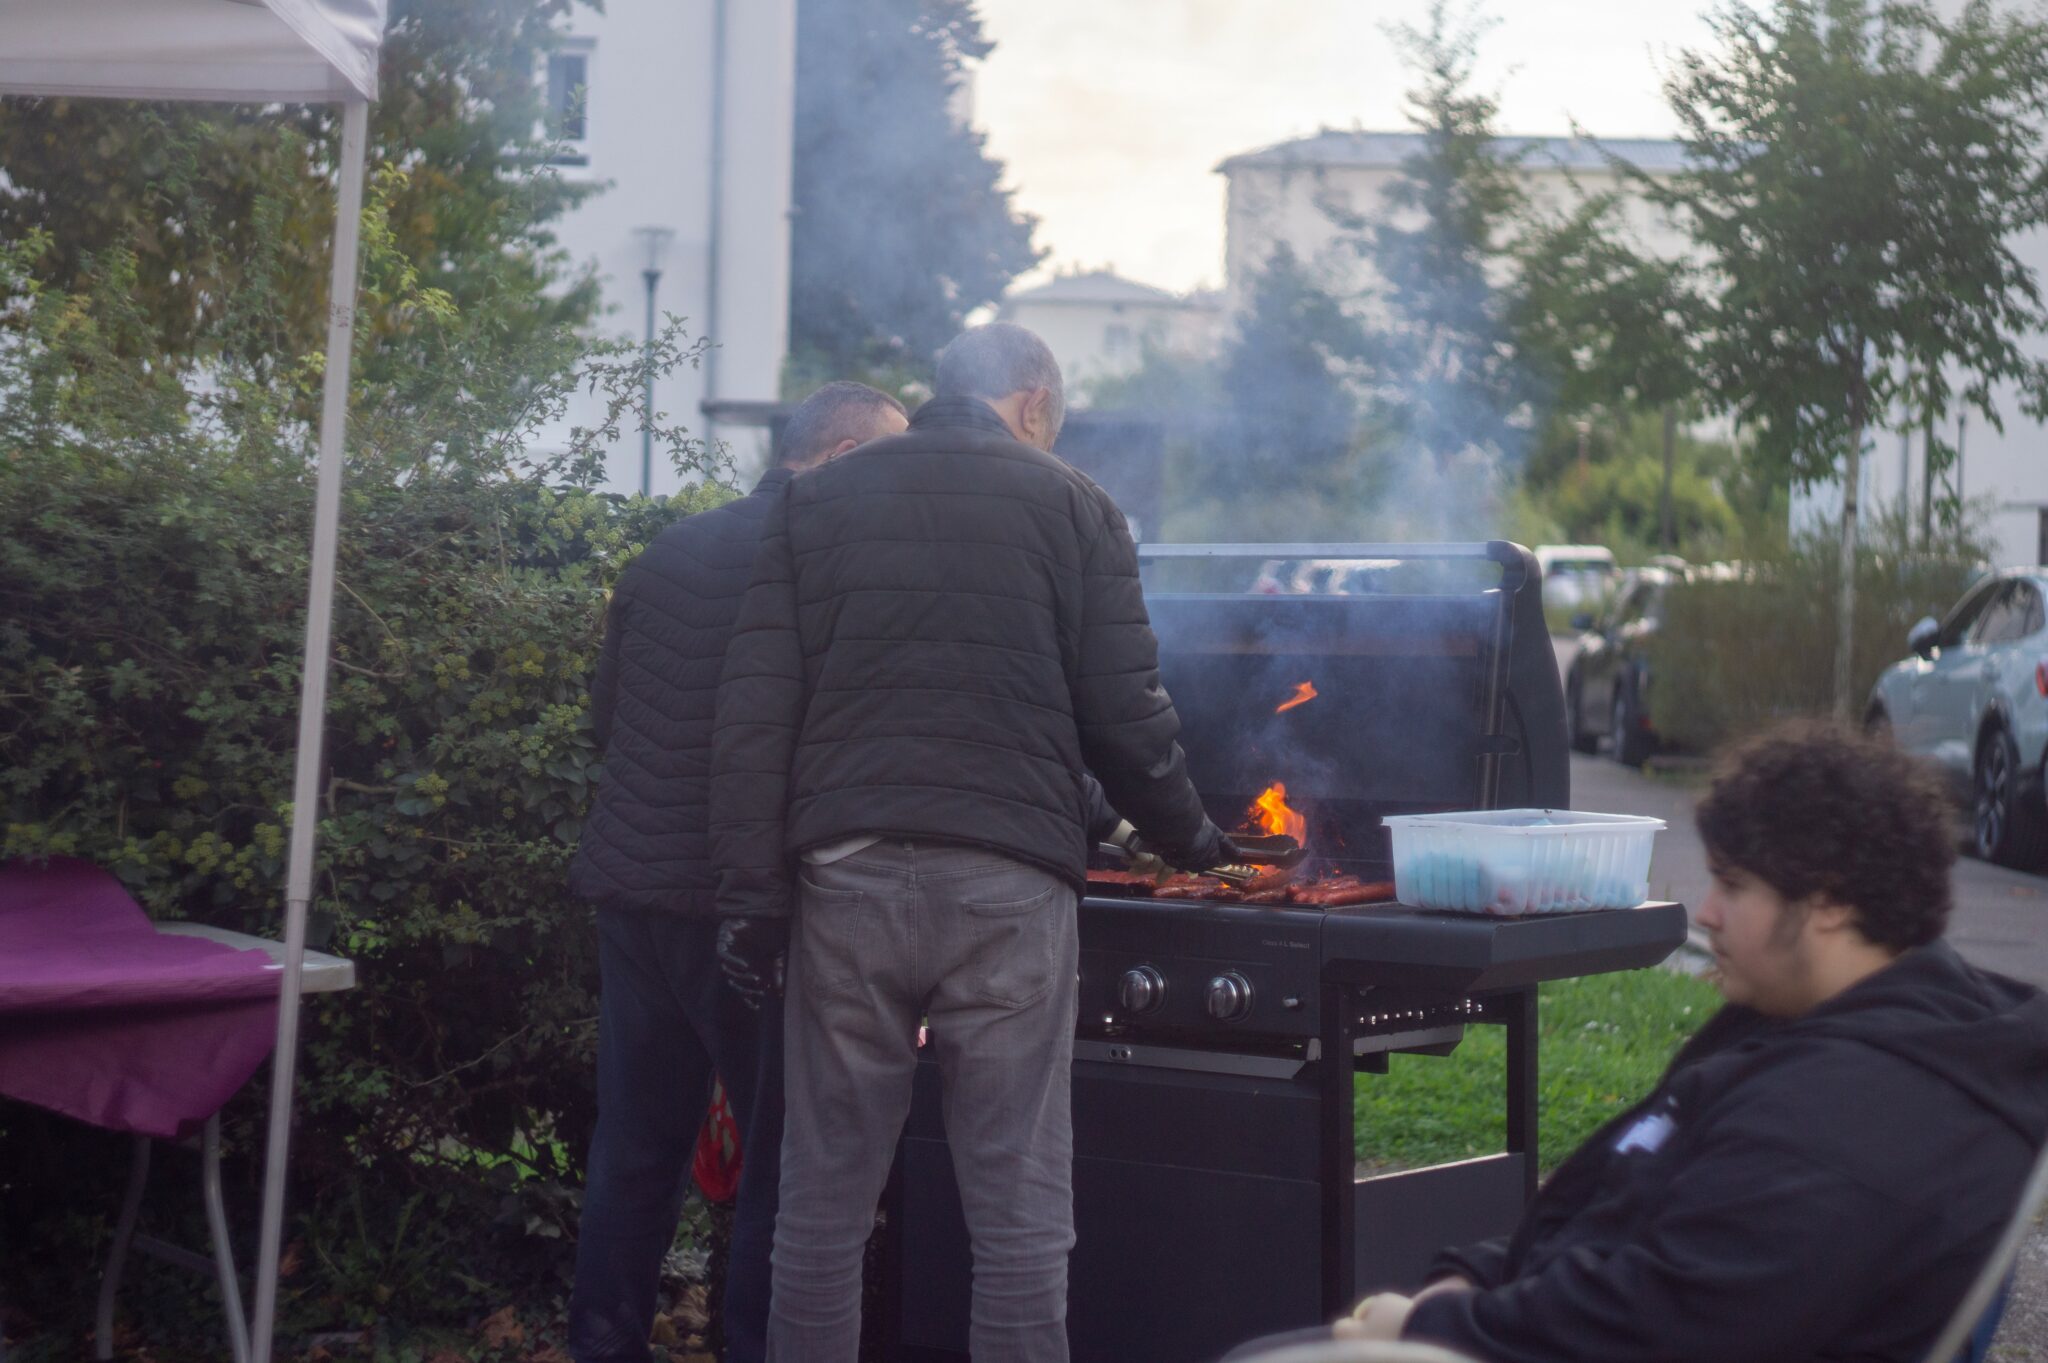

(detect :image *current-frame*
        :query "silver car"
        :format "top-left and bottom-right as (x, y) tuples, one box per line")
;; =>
(1866, 569), (2048, 867)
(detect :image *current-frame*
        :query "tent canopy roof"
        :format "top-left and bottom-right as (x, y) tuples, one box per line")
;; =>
(0, 0), (385, 103)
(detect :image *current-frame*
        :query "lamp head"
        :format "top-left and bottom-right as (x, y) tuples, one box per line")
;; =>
(633, 225), (675, 277)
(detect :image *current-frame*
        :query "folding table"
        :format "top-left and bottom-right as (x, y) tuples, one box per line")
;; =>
(0, 860), (355, 1362)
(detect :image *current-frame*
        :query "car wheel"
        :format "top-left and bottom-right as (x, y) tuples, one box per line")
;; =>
(1611, 684), (1652, 769)
(1973, 726), (2048, 869)
(1567, 673), (1596, 754)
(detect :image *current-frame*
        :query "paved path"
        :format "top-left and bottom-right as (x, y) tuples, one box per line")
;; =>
(1568, 752), (2048, 991)
(1554, 637), (2048, 991)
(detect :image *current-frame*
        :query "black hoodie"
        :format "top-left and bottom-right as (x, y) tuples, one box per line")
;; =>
(1406, 941), (2048, 1363)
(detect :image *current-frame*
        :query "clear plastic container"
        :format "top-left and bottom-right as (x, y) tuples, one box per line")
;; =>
(1382, 808), (1665, 915)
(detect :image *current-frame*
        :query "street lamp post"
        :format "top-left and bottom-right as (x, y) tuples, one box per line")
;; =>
(632, 225), (675, 497)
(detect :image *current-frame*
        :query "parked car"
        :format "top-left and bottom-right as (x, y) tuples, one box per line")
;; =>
(1535, 543), (1618, 614)
(1866, 568), (2048, 868)
(1251, 557), (1396, 595)
(1563, 565), (1681, 767)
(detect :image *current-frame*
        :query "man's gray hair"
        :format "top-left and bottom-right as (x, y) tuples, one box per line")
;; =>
(778, 380), (908, 468)
(934, 322), (1066, 443)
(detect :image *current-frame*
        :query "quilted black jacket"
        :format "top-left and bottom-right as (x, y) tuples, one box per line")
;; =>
(709, 398), (1220, 919)
(568, 469), (792, 914)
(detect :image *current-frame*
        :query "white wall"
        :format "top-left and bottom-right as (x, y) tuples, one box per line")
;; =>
(1787, 223), (2048, 567)
(1222, 157), (1688, 317)
(538, 0), (796, 494)
(1906, 2), (2048, 564)
(1003, 297), (1222, 398)
(1219, 142), (2048, 561)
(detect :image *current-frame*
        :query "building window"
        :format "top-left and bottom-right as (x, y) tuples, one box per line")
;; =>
(545, 42), (593, 165)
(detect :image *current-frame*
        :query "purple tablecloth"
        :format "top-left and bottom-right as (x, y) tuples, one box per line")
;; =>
(0, 858), (281, 1139)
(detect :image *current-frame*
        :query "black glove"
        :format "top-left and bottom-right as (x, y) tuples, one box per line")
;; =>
(716, 916), (790, 1010)
(1161, 820), (1240, 873)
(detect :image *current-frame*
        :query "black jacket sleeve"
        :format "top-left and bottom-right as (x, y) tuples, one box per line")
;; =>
(1080, 772), (1122, 845)
(1404, 1134), (1928, 1363)
(1427, 1237), (1512, 1291)
(709, 487), (803, 920)
(1069, 496), (1223, 868)
(589, 578), (629, 754)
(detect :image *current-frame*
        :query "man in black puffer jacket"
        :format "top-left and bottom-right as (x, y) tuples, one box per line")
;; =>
(711, 323), (1231, 1363)
(565, 382), (908, 1363)
(1342, 720), (2048, 1363)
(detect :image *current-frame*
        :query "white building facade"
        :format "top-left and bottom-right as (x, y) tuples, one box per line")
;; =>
(537, 0), (797, 493)
(999, 269), (1222, 398)
(1219, 127), (2048, 564)
(1839, 224), (2048, 568)
(1216, 130), (1690, 317)
(1903, 0), (2048, 566)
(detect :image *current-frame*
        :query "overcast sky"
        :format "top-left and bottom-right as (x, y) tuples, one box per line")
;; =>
(970, 1), (1720, 294)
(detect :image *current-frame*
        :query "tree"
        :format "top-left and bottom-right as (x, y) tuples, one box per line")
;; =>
(787, 0), (1041, 385)
(1510, 193), (1704, 548)
(1216, 243), (1372, 502)
(1349, 0), (1530, 472)
(1526, 409), (1743, 557)
(1623, 0), (2048, 716)
(0, 0), (600, 384)
(0, 172), (727, 1348)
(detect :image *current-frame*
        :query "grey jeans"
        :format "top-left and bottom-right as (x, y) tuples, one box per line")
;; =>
(767, 841), (1079, 1363)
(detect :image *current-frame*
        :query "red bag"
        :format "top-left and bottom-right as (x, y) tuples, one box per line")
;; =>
(691, 1077), (743, 1203)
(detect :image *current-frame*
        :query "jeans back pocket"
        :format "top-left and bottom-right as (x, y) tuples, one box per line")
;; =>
(959, 882), (1060, 1009)
(796, 877), (870, 998)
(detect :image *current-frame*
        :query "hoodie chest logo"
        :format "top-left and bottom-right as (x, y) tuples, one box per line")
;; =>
(1612, 1097), (1680, 1156)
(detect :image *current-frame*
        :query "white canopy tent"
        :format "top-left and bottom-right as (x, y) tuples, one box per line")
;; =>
(0, 3), (386, 1360)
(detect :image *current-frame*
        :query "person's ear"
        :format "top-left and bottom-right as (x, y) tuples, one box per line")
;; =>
(1024, 387), (1055, 447)
(825, 437), (860, 461)
(1806, 897), (1858, 938)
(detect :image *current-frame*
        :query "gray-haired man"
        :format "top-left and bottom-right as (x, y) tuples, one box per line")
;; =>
(711, 323), (1233, 1362)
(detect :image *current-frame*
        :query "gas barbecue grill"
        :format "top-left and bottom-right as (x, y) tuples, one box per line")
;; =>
(885, 543), (1688, 1363)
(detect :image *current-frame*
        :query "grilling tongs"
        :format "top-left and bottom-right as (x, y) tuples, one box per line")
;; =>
(1096, 831), (1306, 887)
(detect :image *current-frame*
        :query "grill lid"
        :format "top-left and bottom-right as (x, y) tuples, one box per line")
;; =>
(1135, 542), (1569, 879)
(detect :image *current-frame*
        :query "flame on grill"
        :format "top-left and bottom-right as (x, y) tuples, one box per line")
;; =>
(1249, 782), (1307, 845)
(1274, 681), (1318, 714)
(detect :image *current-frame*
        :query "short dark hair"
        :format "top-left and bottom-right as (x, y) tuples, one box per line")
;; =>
(1695, 718), (1955, 950)
(779, 381), (906, 468)
(934, 322), (1065, 441)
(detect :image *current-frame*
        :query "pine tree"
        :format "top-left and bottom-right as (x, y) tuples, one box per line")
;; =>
(787, 0), (1041, 386)
(1217, 243), (1371, 500)
(1360, 0), (1529, 470)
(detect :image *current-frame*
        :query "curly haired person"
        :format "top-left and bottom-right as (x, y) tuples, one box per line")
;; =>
(1345, 719), (2048, 1363)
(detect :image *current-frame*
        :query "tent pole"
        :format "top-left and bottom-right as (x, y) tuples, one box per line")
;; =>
(249, 94), (370, 1363)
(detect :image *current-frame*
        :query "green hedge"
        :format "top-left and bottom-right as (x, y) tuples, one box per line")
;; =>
(1644, 519), (1986, 751)
(0, 229), (732, 1345)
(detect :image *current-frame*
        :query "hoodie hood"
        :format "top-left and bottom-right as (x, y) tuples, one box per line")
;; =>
(1786, 939), (2048, 1145)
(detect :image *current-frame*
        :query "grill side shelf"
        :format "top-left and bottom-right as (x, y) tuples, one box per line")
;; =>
(1316, 901), (1688, 994)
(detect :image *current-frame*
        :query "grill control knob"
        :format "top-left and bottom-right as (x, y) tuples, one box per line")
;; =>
(1118, 965), (1166, 1014)
(1206, 971), (1254, 1023)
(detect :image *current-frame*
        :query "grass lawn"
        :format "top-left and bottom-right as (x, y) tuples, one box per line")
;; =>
(1355, 966), (1723, 1173)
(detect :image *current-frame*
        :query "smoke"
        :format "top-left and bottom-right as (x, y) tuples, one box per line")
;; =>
(1110, 228), (1540, 548)
(1143, 566), (1525, 858)
(788, 0), (1041, 376)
